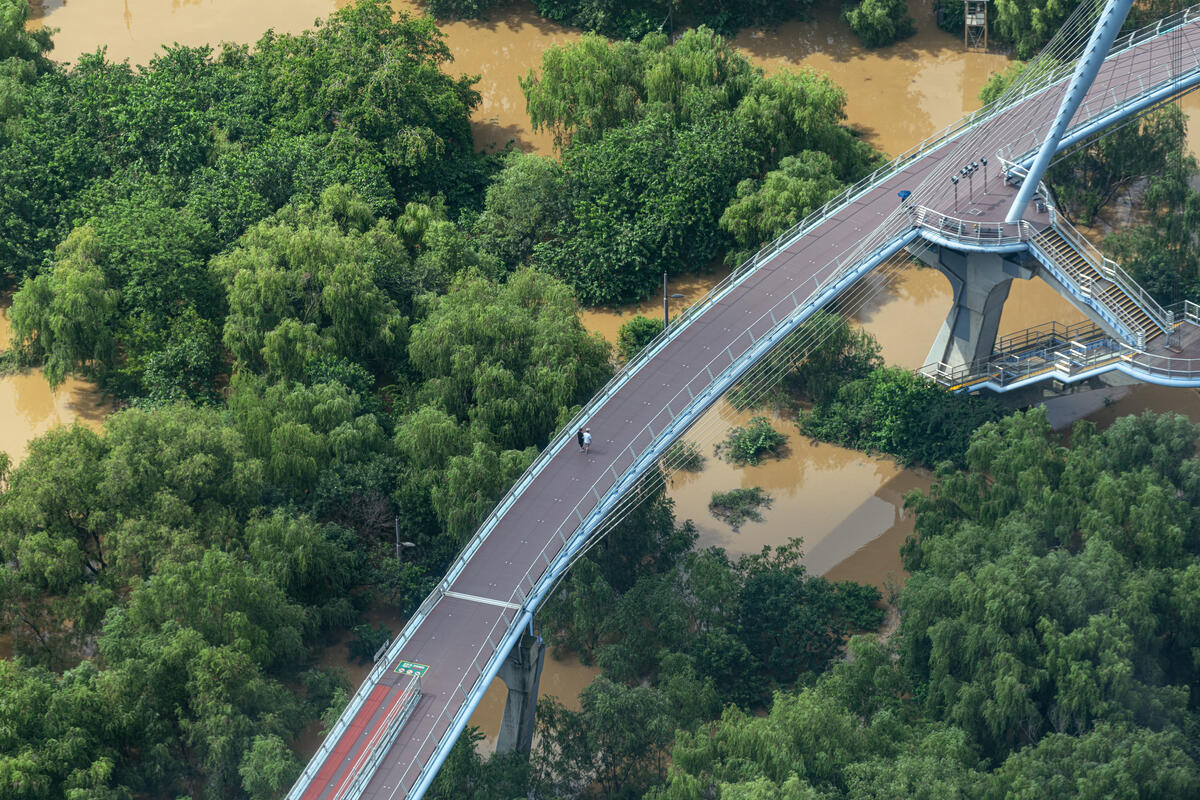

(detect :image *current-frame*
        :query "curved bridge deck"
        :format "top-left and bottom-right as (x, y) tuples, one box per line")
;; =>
(291, 10), (1200, 800)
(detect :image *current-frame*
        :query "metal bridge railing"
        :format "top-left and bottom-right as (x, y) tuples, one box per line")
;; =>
(922, 321), (1117, 390)
(911, 205), (1027, 247)
(291, 8), (1200, 800)
(1169, 299), (1200, 325)
(1027, 216), (1140, 347)
(927, 324), (1200, 392)
(1046, 210), (1171, 338)
(1006, 7), (1200, 171)
(994, 319), (1105, 353)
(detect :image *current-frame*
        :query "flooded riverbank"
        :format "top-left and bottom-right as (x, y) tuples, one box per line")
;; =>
(0, 298), (109, 466)
(31, 0), (1017, 157)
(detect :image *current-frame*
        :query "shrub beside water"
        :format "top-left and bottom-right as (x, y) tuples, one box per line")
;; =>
(799, 367), (1007, 467)
(617, 315), (665, 363)
(842, 0), (915, 48)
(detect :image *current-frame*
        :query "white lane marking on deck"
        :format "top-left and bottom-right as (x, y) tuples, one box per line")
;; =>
(443, 590), (522, 611)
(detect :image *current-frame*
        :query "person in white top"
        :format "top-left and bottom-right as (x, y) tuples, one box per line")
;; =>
(582, 428), (592, 455)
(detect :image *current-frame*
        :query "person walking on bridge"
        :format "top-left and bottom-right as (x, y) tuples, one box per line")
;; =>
(583, 428), (592, 455)
(576, 428), (585, 453)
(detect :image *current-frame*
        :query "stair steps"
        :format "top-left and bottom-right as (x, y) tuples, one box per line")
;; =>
(1031, 228), (1165, 346)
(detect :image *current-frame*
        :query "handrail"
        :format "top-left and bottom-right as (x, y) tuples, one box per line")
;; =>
(925, 318), (1200, 392)
(1008, 11), (1200, 170)
(331, 674), (422, 800)
(911, 205), (1027, 246)
(994, 319), (1104, 353)
(1028, 225), (1142, 344)
(922, 322), (1116, 387)
(1169, 299), (1200, 325)
(1048, 213), (1171, 335)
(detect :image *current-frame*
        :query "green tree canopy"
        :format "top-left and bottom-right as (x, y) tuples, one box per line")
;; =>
(513, 30), (877, 305)
(842, 0), (916, 48)
(719, 151), (845, 266)
(214, 190), (411, 383)
(900, 410), (1200, 760)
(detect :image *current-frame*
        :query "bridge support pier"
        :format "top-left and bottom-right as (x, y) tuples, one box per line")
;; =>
(495, 631), (545, 754)
(921, 247), (1034, 369)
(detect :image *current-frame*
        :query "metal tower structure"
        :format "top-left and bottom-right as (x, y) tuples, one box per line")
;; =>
(1005, 0), (1136, 222)
(965, 0), (989, 49)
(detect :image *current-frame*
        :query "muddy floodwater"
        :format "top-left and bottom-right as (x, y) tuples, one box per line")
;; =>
(0, 299), (109, 466)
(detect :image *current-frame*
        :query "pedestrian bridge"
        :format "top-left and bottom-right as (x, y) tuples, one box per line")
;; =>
(289, 5), (1200, 799)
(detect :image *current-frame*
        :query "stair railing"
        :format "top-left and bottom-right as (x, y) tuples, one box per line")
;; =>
(1051, 214), (1171, 336)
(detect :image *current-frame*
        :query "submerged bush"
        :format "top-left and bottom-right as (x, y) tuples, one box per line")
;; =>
(663, 438), (705, 472)
(716, 416), (788, 465)
(709, 486), (773, 530)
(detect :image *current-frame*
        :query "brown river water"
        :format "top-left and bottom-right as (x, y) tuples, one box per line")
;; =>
(0, 298), (109, 467)
(24, 0), (1200, 753)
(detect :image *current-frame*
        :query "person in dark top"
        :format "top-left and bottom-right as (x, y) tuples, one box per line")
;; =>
(576, 428), (585, 453)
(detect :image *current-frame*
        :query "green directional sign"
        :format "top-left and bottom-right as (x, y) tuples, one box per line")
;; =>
(395, 660), (429, 678)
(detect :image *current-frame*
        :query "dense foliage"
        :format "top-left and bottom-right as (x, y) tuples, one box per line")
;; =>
(422, 0), (817, 40)
(4, 0), (494, 399)
(616, 314), (665, 362)
(525, 488), (885, 798)
(709, 486), (772, 530)
(944, 0), (1181, 60)
(0, 3), (615, 796)
(0, 406), (360, 797)
(901, 410), (1200, 759)
(801, 366), (1009, 467)
(1105, 149), (1200, 304)
(662, 438), (705, 471)
(719, 150), (844, 266)
(842, 0), (917, 48)
(715, 415), (789, 465)
(727, 309), (883, 410)
(487, 30), (879, 305)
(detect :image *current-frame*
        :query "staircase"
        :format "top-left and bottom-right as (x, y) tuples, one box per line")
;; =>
(1029, 225), (1169, 348)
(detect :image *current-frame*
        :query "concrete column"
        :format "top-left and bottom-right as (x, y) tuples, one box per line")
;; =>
(920, 247), (1033, 370)
(495, 631), (545, 754)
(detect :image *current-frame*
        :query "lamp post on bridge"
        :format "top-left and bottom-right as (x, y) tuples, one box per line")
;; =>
(981, 157), (988, 193)
(950, 175), (959, 210)
(663, 271), (684, 327)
